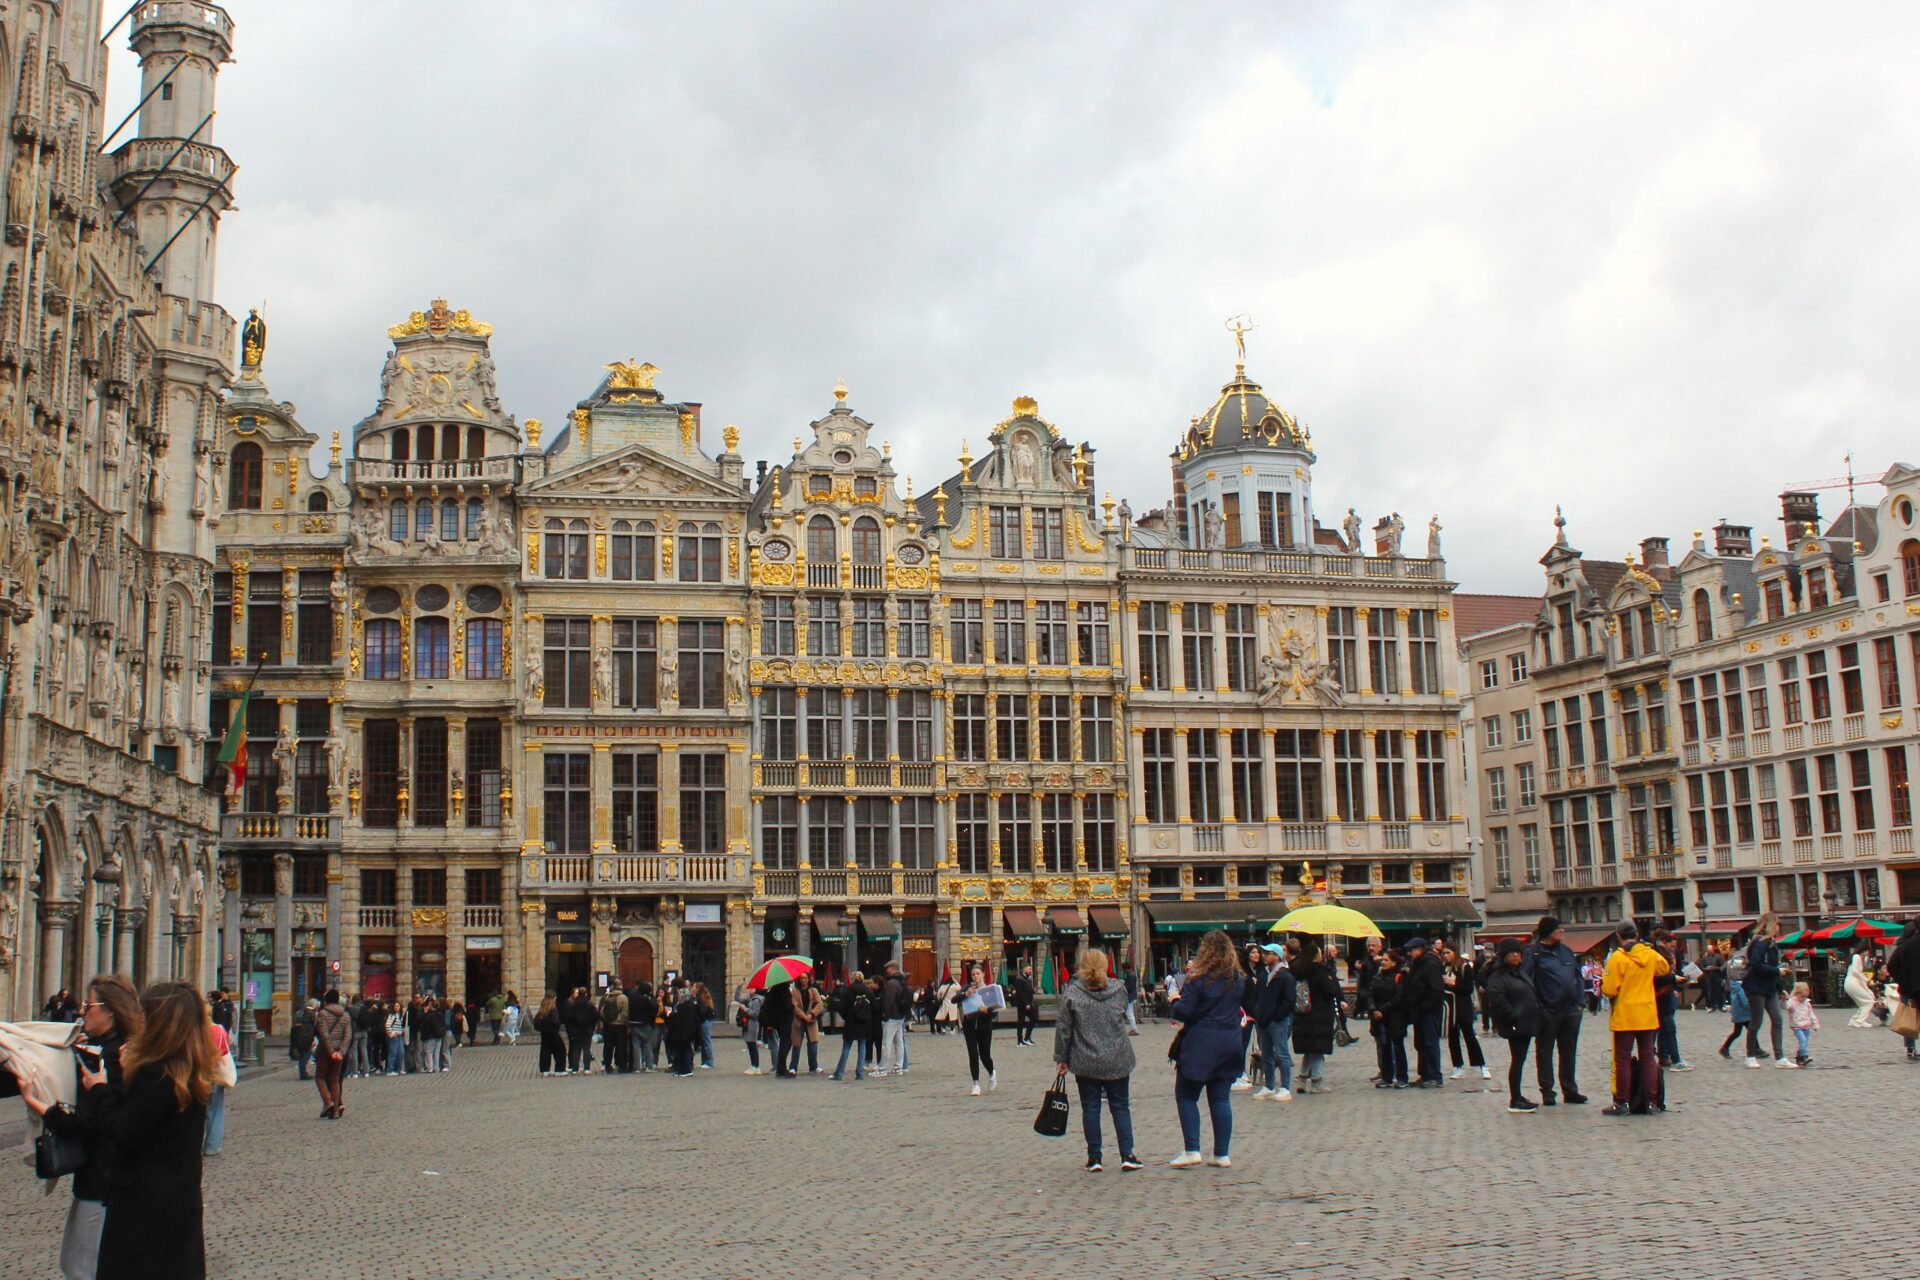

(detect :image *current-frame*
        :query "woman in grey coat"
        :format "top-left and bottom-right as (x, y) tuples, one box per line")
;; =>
(1053, 947), (1140, 1172)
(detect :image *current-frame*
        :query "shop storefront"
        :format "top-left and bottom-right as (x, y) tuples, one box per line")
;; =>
(545, 902), (590, 994)
(681, 902), (728, 998)
(857, 906), (896, 977)
(414, 937), (447, 998)
(1143, 899), (1290, 981)
(360, 939), (396, 1001)
(809, 907), (849, 985)
(1002, 906), (1046, 980)
(465, 935), (503, 1002)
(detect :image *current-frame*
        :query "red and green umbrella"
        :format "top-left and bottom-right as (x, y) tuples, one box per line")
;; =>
(1808, 919), (1904, 945)
(747, 955), (814, 990)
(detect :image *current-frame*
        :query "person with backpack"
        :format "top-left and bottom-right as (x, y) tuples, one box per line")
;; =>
(1742, 912), (1791, 1068)
(830, 972), (875, 1081)
(1250, 943), (1296, 1100)
(1483, 938), (1542, 1113)
(1522, 916), (1590, 1106)
(1290, 937), (1343, 1093)
(1718, 941), (1752, 1057)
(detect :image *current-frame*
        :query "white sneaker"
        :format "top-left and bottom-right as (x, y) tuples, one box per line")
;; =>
(1168, 1151), (1204, 1168)
(1251, 1087), (1275, 1100)
(1449, 1066), (1466, 1080)
(970, 1083), (982, 1096)
(743, 1067), (760, 1076)
(1206, 1155), (1232, 1168)
(989, 1070), (998, 1091)
(1230, 1078), (1254, 1093)
(1274, 1088), (1292, 1101)
(1479, 1066), (1493, 1080)
(1774, 1058), (1799, 1069)
(1745, 1057), (1763, 1068)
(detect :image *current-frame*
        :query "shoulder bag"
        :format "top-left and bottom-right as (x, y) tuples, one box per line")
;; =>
(1032, 1077), (1071, 1137)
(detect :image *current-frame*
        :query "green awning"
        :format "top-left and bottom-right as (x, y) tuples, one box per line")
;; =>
(1003, 906), (1047, 941)
(860, 906), (898, 941)
(811, 907), (849, 943)
(1331, 894), (1481, 927)
(1049, 906), (1086, 936)
(1147, 899), (1289, 935)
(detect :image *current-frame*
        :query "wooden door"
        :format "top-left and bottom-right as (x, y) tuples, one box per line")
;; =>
(618, 937), (655, 991)
(903, 948), (935, 989)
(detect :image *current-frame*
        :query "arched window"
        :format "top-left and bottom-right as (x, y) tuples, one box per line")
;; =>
(441, 424), (459, 461)
(365, 619), (402, 680)
(807, 515), (836, 564)
(306, 491), (328, 512)
(851, 516), (882, 565)
(1692, 589), (1712, 642)
(1902, 539), (1920, 597)
(544, 518), (588, 579)
(228, 442), (263, 509)
(391, 431), (410, 463)
(678, 522), (722, 583)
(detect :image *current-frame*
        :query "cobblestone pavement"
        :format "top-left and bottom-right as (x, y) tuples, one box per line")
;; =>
(2, 1009), (1917, 1278)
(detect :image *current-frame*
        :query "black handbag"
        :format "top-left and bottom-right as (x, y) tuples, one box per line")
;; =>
(1033, 1078), (1071, 1137)
(34, 1120), (85, 1180)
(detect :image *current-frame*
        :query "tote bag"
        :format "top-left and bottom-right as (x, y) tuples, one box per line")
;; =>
(1033, 1078), (1071, 1137)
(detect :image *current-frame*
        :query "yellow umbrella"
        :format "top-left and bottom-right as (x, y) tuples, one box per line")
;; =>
(1269, 903), (1383, 939)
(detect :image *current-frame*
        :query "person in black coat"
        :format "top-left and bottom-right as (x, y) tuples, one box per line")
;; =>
(77, 981), (214, 1280)
(1401, 938), (1447, 1086)
(1366, 951), (1408, 1087)
(1290, 939), (1343, 1093)
(561, 988), (599, 1074)
(1009, 964), (1038, 1046)
(760, 979), (797, 1078)
(1250, 945), (1297, 1096)
(1483, 939), (1543, 1112)
(831, 974), (875, 1081)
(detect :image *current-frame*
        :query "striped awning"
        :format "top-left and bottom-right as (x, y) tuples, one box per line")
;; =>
(811, 907), (849, 943)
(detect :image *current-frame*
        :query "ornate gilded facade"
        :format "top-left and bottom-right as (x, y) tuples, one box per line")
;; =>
(0, 2), (238, 1019)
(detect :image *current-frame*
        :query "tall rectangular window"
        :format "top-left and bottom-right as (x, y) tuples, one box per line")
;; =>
(949, 600), (984, 664)
(1224, 604), (1257, 692)
(760, 597), (795, 656)
(413, 717), (448, 826)
(1807, 651), (1832, 721)
(1374, 731), (1407, 822)
(297, 571), (331, 665)
(212, 572), (232, 662)
(466, 718), (502, 829)
(1779, 656), (1803, 724)
(1083, 794), (1116, 872)
(360, 869), (397, 907)
(1274, 730), (1323, 822)
(1415, 729), (1446, 820)
(1817, 754), (1841, 833)
(1137, 602), (1170, 690)
(543, 617), (591, 709)
(466, 618), (503, 679)
(1850, 748), (1875, 830)
(808, 800), (844, 867)
(1332, 729), (1365, 821)
(898, 599), (931, 658)
(806, 689), (844, 760)
(998, 794), (1033, 872)
(1408, 610), (1440, 695)
(677, 523), (724, 583)
(1079, 695), (1114, 762)
(246, 570), (282, 665)
(992, 601), (1027, 664)
(761, 795), (798, 870)
(1257, 490), (1293, 547)
(853, 797), (891, 869)
(1036, 695), (1071, 763)
(1888, 746), (1911, 828)
(411, 869), (447, 907)
(1075, 602), (1110, 666)
(611, 619), (658, 709)
(1033, 509), (1065, 560)
(899, 691), (934, 762)
(1187, 729), (1221, 823)
(1839, 643), (1864, 715)
(414, 617), (450, 679)
(1492, 827), (1512, 885)
(851, 690), (889, 761)
(610, 520), (656, 581)
(900, 797), (936, 869)
(678, 618), (725, 710)
(679, 752), (727, 853)
(1039, 793), (1073, 872)
(1182, 605), (1215, 690)
(543, 752), (591, 854)
(806, 598), (842, 658)
(951, 693), (987, 762)
(363, 718), (399, 828)
(995, 694), (1030, 761)
(1032, 601), (1068, 665)
(1229, 728), (1265, 822)
(1142, 728), (1177, 823)
(1484, 714), (1504, 749)
(1367, 609), (1399, 693)
(954, 793), (991, 874)
(1875, 636), (1903, 709)
(760, 688), (797, 760)
(1521, 824), (1542, 884)
(465, 869), (501, 907)
(1517, 762), (1536, 807)
(988, 506), (1022, 558)
(1513, 710), (1533, 743)
(850, 598), (887, 657)
(1488, 767), (1508, 813)
(611, 753), (659, 852)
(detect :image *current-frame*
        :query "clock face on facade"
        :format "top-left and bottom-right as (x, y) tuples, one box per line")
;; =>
(762, 538), (793, 562)
(896, 543), (925, 566)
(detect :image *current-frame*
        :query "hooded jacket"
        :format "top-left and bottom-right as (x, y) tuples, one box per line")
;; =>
(1053, 978), (1136, 1081)
(1522, 940), (1585, 1017)
(1600, 942), (1670, 1032)
(1483, 966), (1540, 1041)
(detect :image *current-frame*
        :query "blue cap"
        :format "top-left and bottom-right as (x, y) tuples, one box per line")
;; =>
(1405, 936), (1429, 951)
(1260, 943), (1287, 956)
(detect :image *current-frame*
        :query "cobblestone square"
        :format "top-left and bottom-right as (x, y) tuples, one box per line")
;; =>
(5, 1010), (1916, 1279)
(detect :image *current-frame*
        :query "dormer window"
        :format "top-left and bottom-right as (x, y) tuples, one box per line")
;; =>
(1806, 568), (1829, 611)
(228, 442), (263, 509)
(1256, 492), (1294, 548)
(808, 473), (832, 498)
(855, 476), (877, 497)
(1692, 589), (1712, 642)
(1764, 579), (1785, 621)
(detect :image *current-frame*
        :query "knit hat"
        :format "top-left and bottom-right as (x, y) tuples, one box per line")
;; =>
(1535, 915), (1562, 940)
(1498, 938), (1526, 959)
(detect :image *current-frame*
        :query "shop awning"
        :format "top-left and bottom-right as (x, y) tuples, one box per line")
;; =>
(1003, 906), (1047, 941)
(1146, 899), (1291, 935)
(1559, 928), (1617, 955)
(811, 907), (849, 943)
(1050, 906), (1086, 935)
(1088, 904), (1129, 937)
(1672, 918), (1752, 938)
(1331, 894), (1482, 927)
(860, 906), (898, 941)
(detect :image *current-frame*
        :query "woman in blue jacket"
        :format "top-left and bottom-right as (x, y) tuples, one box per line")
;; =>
(1167, 929), (1248, 1169)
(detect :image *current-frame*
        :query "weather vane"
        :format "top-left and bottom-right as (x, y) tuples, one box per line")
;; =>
(1225, 314), (1255, 370)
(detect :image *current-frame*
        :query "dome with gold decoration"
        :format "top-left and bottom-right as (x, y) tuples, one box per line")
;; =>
(1178, 366), (1311, 462)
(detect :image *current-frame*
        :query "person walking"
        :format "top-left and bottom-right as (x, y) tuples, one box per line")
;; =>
(878, 962), (912, 1077)
(10, 975), (141, 1280)
(1367, 949), (1409, 1088)
(502, 991), (523, 1047)
(1742, 912), (1791, 1068)
(1785, 981), (1821, 1065)
(201, 1017), (233, 1156)
(1401, 937), (1446, 1087)
(562, 987), (599, 1074)
(830, 972), (873, 1081)
(959, 961), (999, 1096)
(933, 974), (960, 1034)
(1483, 939), (1542, 1113)
(1843, 947), (1879, 1028)
(290, 999), (317, 1081)
(485, 990), (507, 1044)
(1600, 922), (1670, 1115)
(1442, 943), (1490, 1082)
(1010, 962), (1038, 1047)
(313, 987), (352, 1120)
(533, 993), (566, 1077)
(1523, 916), (1589, 1106)
(76, 981), (219, 1280)
(1167, 930), (1246, 1168)
(1122, 961), (1141, 1035)
(1718, 943), (1752, 1057)
(630, 981), (659, 1072)
(1053, 947), (1139, 1173)
(344, 994), (369, 1079)
(599, 982), (631, 1074)
(1250, 943), (1295, 1100)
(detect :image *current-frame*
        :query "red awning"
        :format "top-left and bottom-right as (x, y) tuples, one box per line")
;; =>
(1559, 928), (1617, 955)
(1672, 918), (1752, 938)
(1003, 906), (1046, 940)
(1088, 904), (1129, 936)
(1050, 906), (1086, 935)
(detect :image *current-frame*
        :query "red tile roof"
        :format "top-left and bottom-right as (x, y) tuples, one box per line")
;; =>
(1453, 593), (1540, 638)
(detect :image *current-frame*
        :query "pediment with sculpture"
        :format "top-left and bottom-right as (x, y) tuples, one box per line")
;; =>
(1259, 604), (1343, 706)
(523, 445), (739, 502)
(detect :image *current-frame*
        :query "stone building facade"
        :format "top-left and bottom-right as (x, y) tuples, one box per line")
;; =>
(0, 1), (239, 1019)
(1454, 594), (1548, 936)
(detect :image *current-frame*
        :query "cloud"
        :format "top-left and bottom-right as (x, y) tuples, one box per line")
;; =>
(109, 2), (1920, 589)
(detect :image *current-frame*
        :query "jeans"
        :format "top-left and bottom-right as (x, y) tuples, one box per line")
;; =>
(881, 1018), (908, 1073)
(1505, 1036), (1532, 1103)
(700, 1021), (715, 1068)
(1125, 999), (1138, 1030)
(348, 1035), (369, 1076)
(962, 1015), (996, 1081)
(1794, 1027), (1811, 1058)
(1613, 1029), (1659, 1108)
(745, 1037), (761, 1071)
(1657, 995), (1680, 1063)
(1076, 1076), (1134, 1162)
(637, 1023), (661, 1069)
(1535, 1009), (1582, 1099)
(1302, 1051), (1325, 1083)
(788, 1037), (818, 1074)
(385, 1037), (406, 1074)
(203, 1084), (227, 1154)
(1413, 1010), (1443, 1082)
(1746, 992), (1785, 1060)
(59, 1196), (106, 1280)
(567, 1033), (592, 1072)
(1174, 1075), (1233, 1158)
(442, 1035), (455, 1065)
(1257, 1018), (1293, 1091)
(832, 1036), (867, 1080)
(421, 1037), (444, 1073)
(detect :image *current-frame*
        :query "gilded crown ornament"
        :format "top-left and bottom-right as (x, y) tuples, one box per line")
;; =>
(388, 298), (493, 340)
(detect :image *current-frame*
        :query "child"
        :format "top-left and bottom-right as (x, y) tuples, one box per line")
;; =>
(1785, 981), (1821, 1066)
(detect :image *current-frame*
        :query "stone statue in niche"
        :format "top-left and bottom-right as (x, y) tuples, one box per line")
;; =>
(327, 733), (344, 790)
(1010, 435), (1038, 488)
(1203, 506), (1226, 549)
(592, 648), (611, 705)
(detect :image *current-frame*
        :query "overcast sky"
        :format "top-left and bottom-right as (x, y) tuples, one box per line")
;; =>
(105, 3), (1920, 592)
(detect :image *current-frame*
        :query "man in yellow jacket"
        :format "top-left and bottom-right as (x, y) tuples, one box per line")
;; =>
(1599, 922), (1670, 1116)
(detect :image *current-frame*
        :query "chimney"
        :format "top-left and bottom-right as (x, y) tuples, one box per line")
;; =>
(1639, 536), (1670, 572)
(1780, 491), (1819, 545)
(1169, 462), (1188, 543)
(755, 459), (768, 487)
(1712, 520), (1752, 558)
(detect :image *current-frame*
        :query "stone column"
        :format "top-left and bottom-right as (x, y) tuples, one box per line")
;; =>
(325, 858), (344, 980)
(395, 860), (415, 1001)
(519, 899), (546, 1000)
(114, 908), (144, 977)
(272, 853), (293, 1030)
(1356, 608), (1373, 696)
(590, 898), (614, 983)
(1168, 602), (1186, 693)
(1218, 727), (1236, 824)
(447, 863), (468, 1000)
(1261, 728), (1280, 827)
(1172, 730), (1192, 823)
(40, 901), (79, 1004)
(1211, 603), (1229, 695)
(659, 744), (682, 853)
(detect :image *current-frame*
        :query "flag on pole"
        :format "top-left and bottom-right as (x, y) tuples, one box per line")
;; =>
(215, 682), (258, 797)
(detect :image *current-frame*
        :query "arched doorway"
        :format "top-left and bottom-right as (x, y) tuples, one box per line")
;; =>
(618, 936), (654, 991)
